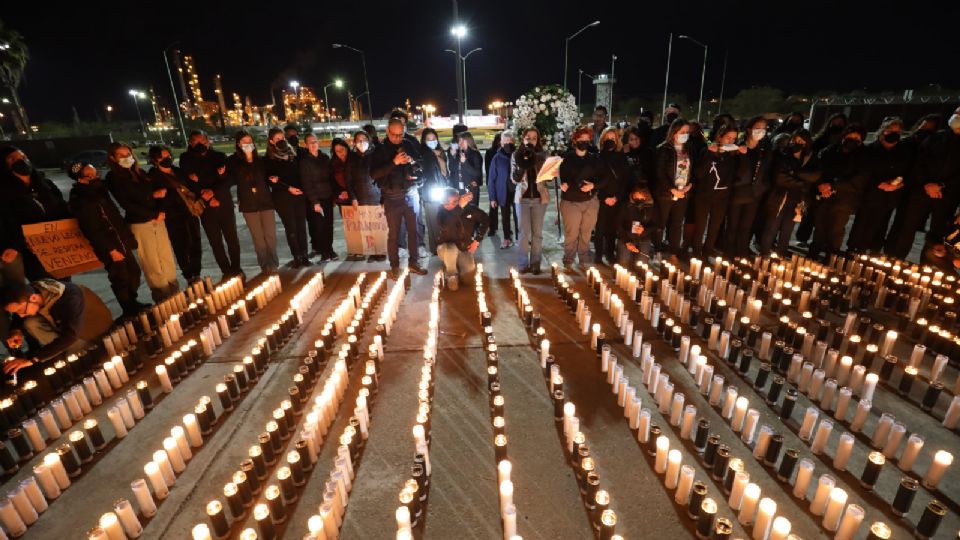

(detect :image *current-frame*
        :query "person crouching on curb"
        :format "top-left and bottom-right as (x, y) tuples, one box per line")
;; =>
(435, 189), (489, 291)
(617, 185), (658, 266)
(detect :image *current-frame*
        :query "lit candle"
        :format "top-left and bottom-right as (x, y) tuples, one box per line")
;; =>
(822, 487), (848, 532)
(753, 497), (776, 540)
(675, 465), (695, 505)
(769, 516), (791, 540)
(655, 436), (669, 474)
(810, 474), (835, 516)
(114, 498), (143, 538)
(665, 449), (682, 489)
(738, 483), (760, 526)
(923, 450), (953, 489)
(131, 479), (157, 518)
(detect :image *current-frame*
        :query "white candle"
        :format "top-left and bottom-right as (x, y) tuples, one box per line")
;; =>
(833, 432), (855, 471)
(883, 422), (906, 459)
(163, 437), (186, 473)
(156, 365), (173, 393)
(131, 478), (157, 517)
(731, 396), (749, 432)
(680, 405), (697, 440)
(769, 516), (791, 540)
(753, 497), (776, 540)
(144, 461), (168, 500)
(742, 410), (760, 444)
(872, 413), (894, 448)
(722, 387), (738, 420)
(834, 387), (852, 421)
(923, 450), (953, 489)
(729, 471), (750, 510)
(33, 463), (61, 499)
(43, 452), (71, 490)
(899, 434), (924, 472)
(943, 395), (960, 429)
(798, 407), (818, 441)
(851, 399), (871, 432)
(655, 436), (670, 474)
(499, 480), (513, 517)
(114, 499), (143, 538)
(0, 499), (26, 538)
(9, 486), (37, 525)
(152, 450), (176, 486)
(182, 414), (203, 448)
(793, 459), (814, 499)
(503, 503), (517, 539)
(810, 419), (833, 455)
(822, 487), (848, 531)
(810, 474), (836, 516)
(739, 482), (760, 526)
(498, 460), (512, 486)
(665, 449), (682, 489)
(675, 465), (695, 505)
(108, 406), (128, 438)
(834, 503), (864, 540)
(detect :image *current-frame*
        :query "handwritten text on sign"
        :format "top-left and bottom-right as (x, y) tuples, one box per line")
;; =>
(22, 219), (104, 278)
(341, 205), (388, 255)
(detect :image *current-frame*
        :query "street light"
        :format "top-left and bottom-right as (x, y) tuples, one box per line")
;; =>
(323, 79), (343, 122)
(163, 43), (188, 147)
(563, 20), (600, 92)
(332, 43), (373, 120)
(678, 34), (708, 123)
(577, 70), (595, 110)
(128, 89), (147, 137)
(444, 47), (482, 111)
(450, 24), (468, 124)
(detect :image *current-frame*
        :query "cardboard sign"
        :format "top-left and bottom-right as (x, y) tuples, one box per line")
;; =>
(341, 205), (388, 255)
(22, 219), (104, 278)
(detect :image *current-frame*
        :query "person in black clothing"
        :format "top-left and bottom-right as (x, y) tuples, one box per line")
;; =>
(370, 118), (428, 278)
(594, 128), (632, 264)
(887, 106), (960, 260)
(487, 131), (518, 249)
(727, 117), (773, 257)
(623, 126), (654, 189)
(635, 110), (655, 149)
(0, 146), (70, 280)
(811, 113), (848, 155)
(617, 185), (658, 266)
(227, 132), (279, 274)
(265, 128), (310, 267)
(435, 189), (489, 291)
(300, 133), (337, 261)
(448, 131), (484, 206)
(758, 129), (821, 255)
(362, 124), (381, 150)
(807, 124), (867, 259)
(420, 128), (449, 254)
(67, 162), (145, 317)
(691, 123), (743, 258)
(648, 105), (680, 150)
(179, 131), (242, 278)
(559, 126), (604, 268)
(350, 131), (386, 263)
(591, 106), (609, 148)
(775, 111), (805, 135)
(797, 113), (850, 248)
(2, 279), (86, 375)
(653, 119), (695, 262)
(147, 146), (204, 283)
(484, 133), (502, 237)
(284, 124), (300, 148)
(847, 117), (914, 253)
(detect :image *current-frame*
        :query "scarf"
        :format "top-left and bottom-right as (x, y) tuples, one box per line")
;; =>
(33, 279), (66, 327)
(267, 142), (296, 162)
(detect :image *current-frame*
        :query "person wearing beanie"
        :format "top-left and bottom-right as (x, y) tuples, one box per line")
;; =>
(67, 162), (146, 317)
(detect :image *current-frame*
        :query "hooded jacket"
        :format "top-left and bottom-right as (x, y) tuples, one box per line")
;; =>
(914, 129), (960, 193)
(617, 199), (658, 245)
(349, 150), (381, 205)
(106, 164), (163, 224)
(225, 152), (274, 213)
(732, 139), (773, 204)
(370, 139), (423, 200)
(435, 204), (490, 251)
(766, 149), (821, 214)
(487, 147), (514, 206)
(818, 142), (866, 207)
(298, 148), (334, 203)
(68, 181), (137, 262)
(448, 147), (483, 191)
(178, 146), (231, 204)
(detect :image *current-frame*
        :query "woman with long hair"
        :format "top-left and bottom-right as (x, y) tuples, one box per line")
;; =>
(691, 123), (742, 258)
(758, 129), (821, 255)
(727, 116), (772, 257)
(558, 126), (603, 269)
(595, 127), (631, 264)
(652, 118), (695, 262)
(299, 133), (336, 261)
(448, 131), (483, 206)
(265, 128), (309, 267)
(512, 127), (551, 274)
(226, 131), (279, 274)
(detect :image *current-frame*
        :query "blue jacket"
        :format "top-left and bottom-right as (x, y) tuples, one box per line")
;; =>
(487, 148), (514, 206)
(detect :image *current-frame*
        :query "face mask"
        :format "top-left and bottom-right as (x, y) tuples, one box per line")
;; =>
(575, 141), (591, 151)
(949, 114), (960, 130)
(286, 136), (299, 147)
(191, 142), (207, 152)
(118, 156), (136, 169)
(752, 129), (767, 140)
(665, 113), (679, 124)
(842, 138), (860, 151)
(241, 143), (256, 153)
(829, 124), (844, 134)
(357, 141), (370, 153)
(159, 157), (174, 168)
(10, 159), (31, 176)
(676, 133), (690, 144)
(883, 132), (901, 144)
(426, 140), (438, 150)
(275, 140), (289, 151)
(87, 177), (103, 187)
(787, 143), (804, 154)
(502, 143), (516, 154)
(602, 139), (616, 151)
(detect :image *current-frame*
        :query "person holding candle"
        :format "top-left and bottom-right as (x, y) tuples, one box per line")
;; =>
(67, 162), (148, 318)
(146, 147), (205, 285)
(106, 142), (180, 302)
(226, 132), (279, 275)
(434, 189), (489, 291)
(559, 126), (604, 269)
(617, 185), (658, 266)
(808, 123), (866, 260)
(512, 127), (552, 275)
(653, 118), (695, 264)
(758, 129), (821, 255)
(2, 279), (89, 374)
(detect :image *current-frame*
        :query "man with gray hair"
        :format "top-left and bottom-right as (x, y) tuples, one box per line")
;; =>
(487, 130), (519, 249)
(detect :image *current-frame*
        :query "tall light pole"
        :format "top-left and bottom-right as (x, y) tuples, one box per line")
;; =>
(128, 89), (146, 137)
(662, 33), (673, 123)
(450, 25), (467, 124)
(578, 70), (594, 110)
(679, 34), (708, 123)
(610, 54), (618, 117)
(563, 20), (600, 92)
(289, 80), (300, 123)
(332, 43), (373, 119)
(445, 47), (482, 111)
(323, 79), (343, 123)
(163, 44), (188, 146)
(718, 49), (728, 114)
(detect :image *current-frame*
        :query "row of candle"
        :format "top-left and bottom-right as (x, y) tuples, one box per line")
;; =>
(604, 263), (952, 539)
(80, 276), (319, 540)
(508, 269), (623, 540)
(298, 271), (409, 540)
(395, 273), (440, 540)
(582, 266), (883, 540)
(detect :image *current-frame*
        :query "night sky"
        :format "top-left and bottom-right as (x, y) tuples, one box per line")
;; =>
(4, 0), (959, 123)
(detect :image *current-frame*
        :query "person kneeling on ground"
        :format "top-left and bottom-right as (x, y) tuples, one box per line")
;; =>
(617, 185), (658, 266)
(1, 279), (87, 376)
(436, 189), (489, 291)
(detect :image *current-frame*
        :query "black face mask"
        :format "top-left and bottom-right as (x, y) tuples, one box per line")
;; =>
(10, 159), (31, 176)
(191, 142), (207, 153)
(524, 143), (535, 150)
(829, 124), (844, 134)
(86, 177), (104, 188)
(665, 113), (679, 124)
(275, 140), (289, 151)
(159, 157), (174, 168)
(575, 141), (591, 151)
(602, 139), (617, 151)
(842, 138), (860, 152)
(787, 143), (804, 154)
(914, 129), (933, 143)
(502, 143), (516, 154)
(883, 132), (901, 144)
(286, 136), (299, 147)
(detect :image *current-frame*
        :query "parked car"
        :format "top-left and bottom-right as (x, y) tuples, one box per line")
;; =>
(62, 150), (108, 172)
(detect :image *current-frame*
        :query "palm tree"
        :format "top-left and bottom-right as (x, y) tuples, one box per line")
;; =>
(0, 22), (31, 138)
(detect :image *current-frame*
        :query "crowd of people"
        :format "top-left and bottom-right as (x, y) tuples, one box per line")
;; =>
(1, 102), (959, 373)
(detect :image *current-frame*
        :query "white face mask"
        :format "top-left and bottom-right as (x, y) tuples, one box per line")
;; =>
(357, 141), (370, 153)
(752, 129), (767, 140)
(241, 143), (256, 153)
(426, 140), (439, 150)
(676, 133), (690, 144)
(949, 114), (960, 130)
(118, 156), (135, 169)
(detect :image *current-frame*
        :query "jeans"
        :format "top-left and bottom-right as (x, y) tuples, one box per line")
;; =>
(517, 199), (548, 268)
(273, 191), (308, 260)
(398, 191), (423, 251)
(166, 214), (203, 280)
(436, 242), (476, 277)
(130, 221), (179, 300)
(308, 198), (335, 255)
(559, 198), (599, 264)
(244, 210), (279, 272)
(385, 195), (419, 269)
(200, 204), (241, 275)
